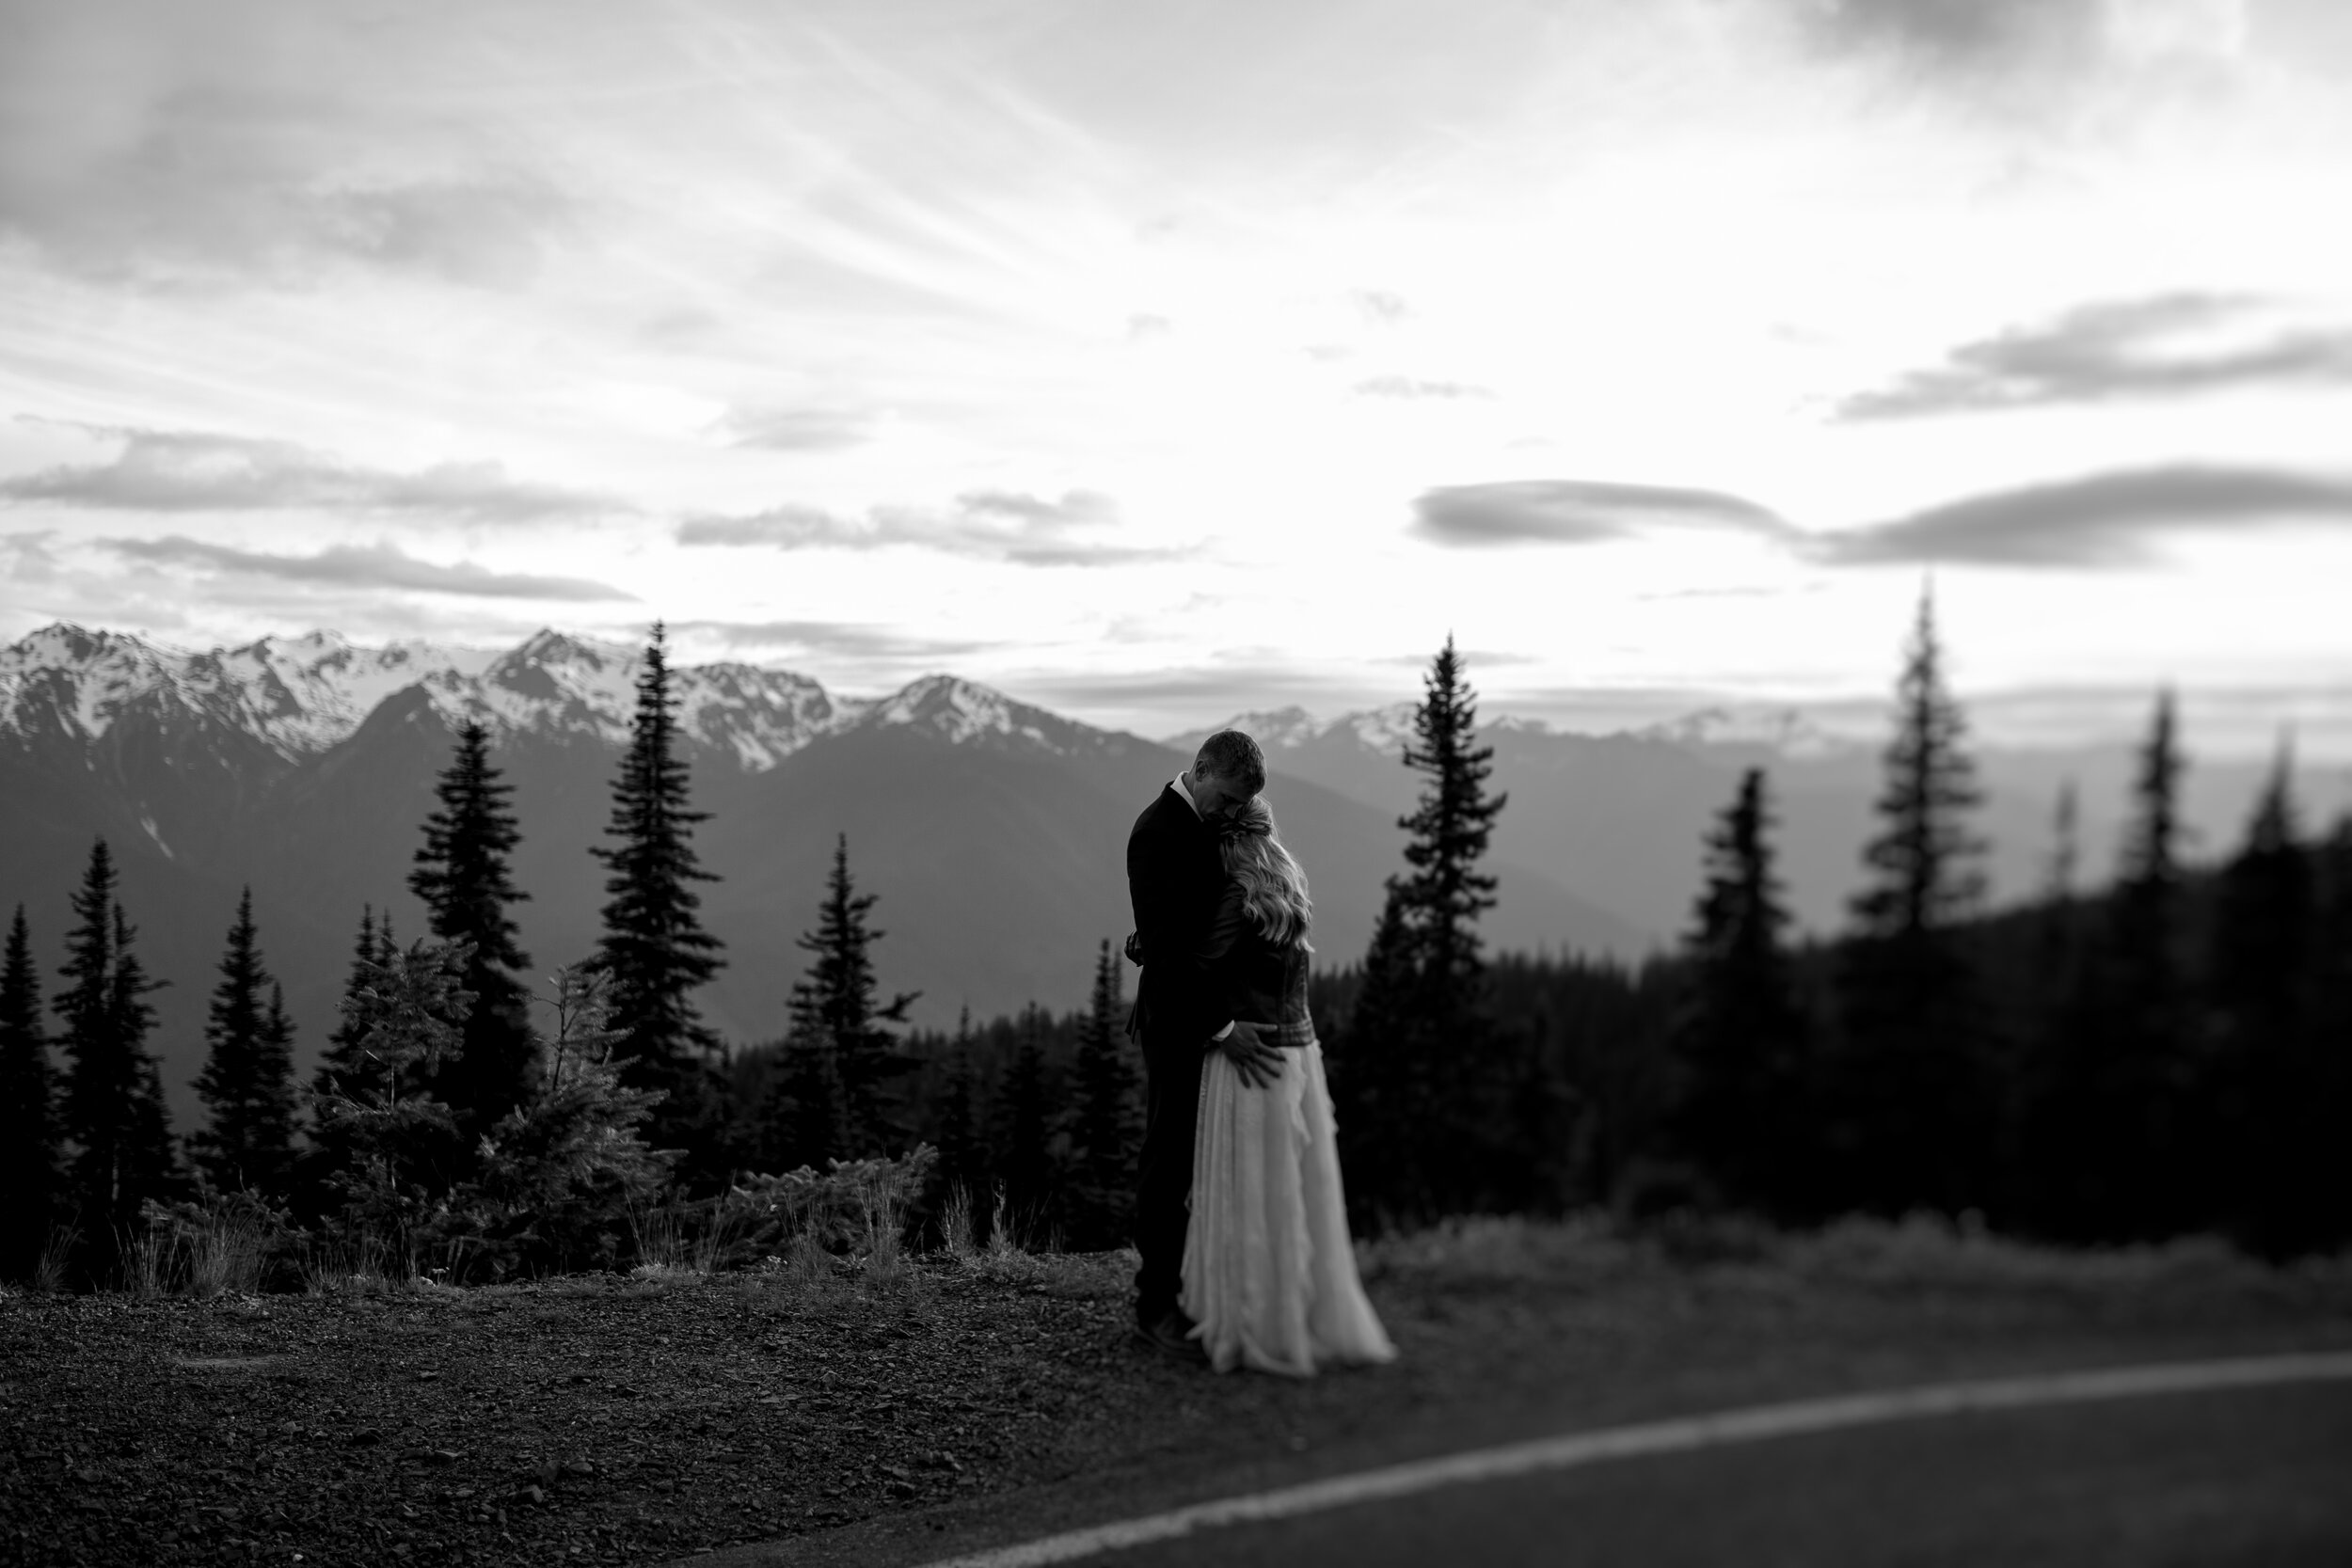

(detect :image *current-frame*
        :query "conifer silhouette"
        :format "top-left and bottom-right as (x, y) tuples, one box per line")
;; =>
(410, 720), (535, 1140)
(992, 1004), (1058, 1243)
(931, 1006), (986, 1203)
(1339, 636), (1508, 1226)
(0, 906), (61, 1279)
(2210, 738), (2322, 1256)
(1673, 768), (1808, 1212)
(2087, 686), (2196, 1236)
(589, 623), (725, 1164)
(1064, 939), (1139, 1248)
(188, 888), (299, 1198)
(54, 843), (182, 1275)
(781, 835), (919, 1161)
(1836, 585), (1990, 1217)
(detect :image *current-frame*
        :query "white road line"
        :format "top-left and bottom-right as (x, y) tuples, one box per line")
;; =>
(911, 1350), (2352, 1568)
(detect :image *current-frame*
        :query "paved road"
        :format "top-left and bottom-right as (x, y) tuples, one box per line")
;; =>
(1079, 1378), (2352, 1568)
(688, 1356), (2352, 1568)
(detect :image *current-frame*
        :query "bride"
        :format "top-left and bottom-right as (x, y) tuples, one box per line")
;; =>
(1180, 796), (1396, 1377)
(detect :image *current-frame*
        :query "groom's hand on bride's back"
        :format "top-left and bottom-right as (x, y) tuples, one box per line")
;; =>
(1213, 1022), (1285, 1089)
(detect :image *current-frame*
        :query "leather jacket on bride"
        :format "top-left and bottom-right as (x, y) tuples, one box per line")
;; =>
(1127, 880), (1314, 1048)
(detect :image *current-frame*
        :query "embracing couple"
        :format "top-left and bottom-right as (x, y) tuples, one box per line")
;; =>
(1124, 728), (1396, 1376)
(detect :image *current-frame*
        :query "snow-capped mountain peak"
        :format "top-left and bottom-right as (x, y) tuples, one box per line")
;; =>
(854, 673), (1098, 754)
(0, 624), (1122, 771)
(1200, 706), (1325, 751)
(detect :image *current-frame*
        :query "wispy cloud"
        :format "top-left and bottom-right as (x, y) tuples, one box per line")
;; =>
(1837, 294), (2352, 420)
(1412, 480), (1794, 547)
(671, 619), (994, 660)
(1801, 0), (2106, 76)
(676, 488), (1182, 566)
(0, 7), (572, 288)
(711, 405), (877, 452)
(0, 425), (625, 522)
(1809, 464), (2352, 568)
(1790, 0), (2248, 125)
(93, 536), (638, 600)
(1353, 375), (1493, 401)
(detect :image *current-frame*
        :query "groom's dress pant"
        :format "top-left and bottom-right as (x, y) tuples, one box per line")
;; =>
(1134, 1016), (1208, 1324)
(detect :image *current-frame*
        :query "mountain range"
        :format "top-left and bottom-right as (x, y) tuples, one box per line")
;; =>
(6, 624), (2347, 1129)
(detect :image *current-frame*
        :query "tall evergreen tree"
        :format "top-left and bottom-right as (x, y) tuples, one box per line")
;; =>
(590, 623), (726, 1162)
(1332, 895), (1424, 1227)
(932, 1006), (985, 1201)
(315, 907), (396, 1102)
(188, 888), (300, 1197)
(2100, 686), (2197, 1235)
(1835, 584), (1991, 1216)
(2303, 813), (2352, 1253)
(1672, 768), (1809, 1213)
(410, 721), (535, 1140)
(299, 907), (397, 1216)
(2209, 738), (2322, 1256)
(54, 844), (183, 1275)
(992, 1004), (1058, 1243)
(1395, 636), (1507, 1028)
(1064, 940), (1141, 1249)
(777, 835), (919, 1161)
(0, 906), (61, 1279)
(1340, 636), (1511, 1226)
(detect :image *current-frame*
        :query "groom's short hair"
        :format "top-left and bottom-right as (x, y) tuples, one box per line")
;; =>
(1195, 730), (1265, 795)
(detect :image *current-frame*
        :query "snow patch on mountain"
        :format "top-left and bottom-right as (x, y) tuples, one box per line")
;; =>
(1, 623), (1109, 771)
(853, 674), (1096, 753)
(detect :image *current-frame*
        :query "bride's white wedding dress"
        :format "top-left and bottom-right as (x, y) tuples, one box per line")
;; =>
(1181, 938), (1396, 1377)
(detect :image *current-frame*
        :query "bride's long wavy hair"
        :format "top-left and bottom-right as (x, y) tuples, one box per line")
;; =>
(1219, 796), (1313, 949)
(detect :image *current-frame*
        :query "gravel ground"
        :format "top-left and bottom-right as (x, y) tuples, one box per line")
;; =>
(5, 1223), (2349, 1568)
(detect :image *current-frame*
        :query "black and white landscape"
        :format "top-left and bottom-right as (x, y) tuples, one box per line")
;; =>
(6, 621), (2344, 1124)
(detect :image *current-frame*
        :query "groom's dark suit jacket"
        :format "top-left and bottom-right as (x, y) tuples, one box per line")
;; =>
(1126, 784), (1242, 1045)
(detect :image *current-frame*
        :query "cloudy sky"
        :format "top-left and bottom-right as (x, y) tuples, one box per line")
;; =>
(4, 0), (2350, 754)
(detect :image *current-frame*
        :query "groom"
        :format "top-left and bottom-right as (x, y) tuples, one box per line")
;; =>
(1125, 729), (1287, 1360)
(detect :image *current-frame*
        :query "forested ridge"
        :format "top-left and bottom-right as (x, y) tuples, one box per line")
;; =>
(5, 595), (2347, 1297)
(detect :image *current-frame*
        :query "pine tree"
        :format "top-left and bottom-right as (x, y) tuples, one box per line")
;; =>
(1335, 863), (1434, 1227)
(1396, 636), (1507, 1029)
(589, 622), (726, 1159)
(299, 906), (395, 1220)
(1339, 637), (1510, 1226)
(308, 938), (476, 1250)
(315, 907), (394, 1103)
(54, 843), (183, 1275)
(454, 966), (674, 1278)
(188, 889), (300, 1197)
(992, 1004), (1058, 1243)
(778, 835), (919, 1161)
(410, 721), (536, 1140)
(2100, 686), (2197, 1236)
(2209, 738), (2322, 1256)
(1672, 768), (1808, 1213)
(1836, 584), (1991, 1217)
(0, 906), (61, 1279)
(932, 1006), (985, 1201)
(1064, 940), (1141, 1249)
(2304, 813), (2352, 1254)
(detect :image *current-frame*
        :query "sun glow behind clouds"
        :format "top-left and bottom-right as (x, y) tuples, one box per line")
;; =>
(1, 0), (2350, 753)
